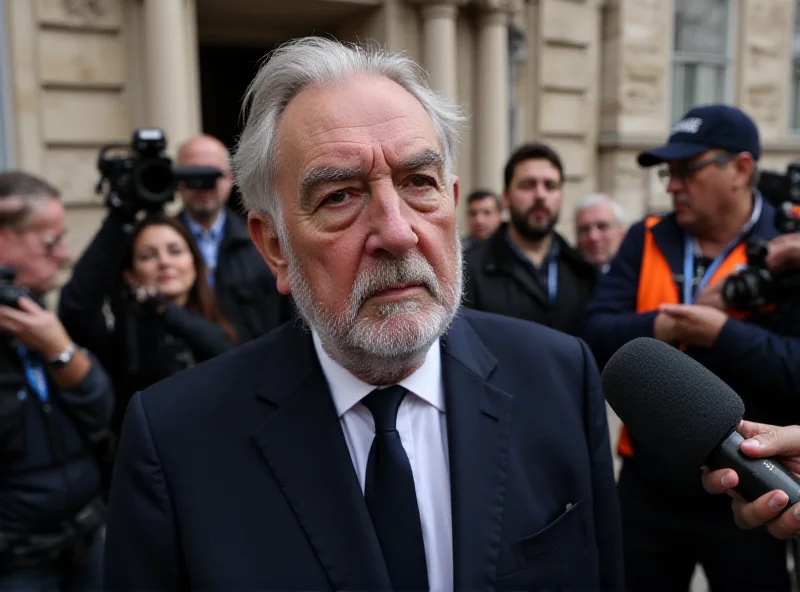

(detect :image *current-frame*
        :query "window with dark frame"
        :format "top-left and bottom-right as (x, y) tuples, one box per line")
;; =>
(672, 0), (733, 123)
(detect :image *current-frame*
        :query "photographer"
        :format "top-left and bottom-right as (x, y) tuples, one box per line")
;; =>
(580, 105), (800, 591)
(175, 134), (293, 342)
(59, 210), (236, 435)
(0, 171), (113, 591)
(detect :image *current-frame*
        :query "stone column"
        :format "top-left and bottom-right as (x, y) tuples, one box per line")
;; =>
(184, 0), (202, 137)
(419, 1), (461, 101)
(474, 1), (511, 193)
(142, 0), (190, 153)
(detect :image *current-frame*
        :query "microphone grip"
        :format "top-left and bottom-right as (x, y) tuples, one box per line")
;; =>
(705, 429), (800, 505)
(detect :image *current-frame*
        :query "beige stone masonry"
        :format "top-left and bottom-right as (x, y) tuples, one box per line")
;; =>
(736, 0), (794, 139)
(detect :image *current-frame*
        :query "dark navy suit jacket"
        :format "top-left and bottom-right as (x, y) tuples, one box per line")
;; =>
(103, 308), (624, 591)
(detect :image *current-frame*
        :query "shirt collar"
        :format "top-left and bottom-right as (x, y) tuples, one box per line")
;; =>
(185, 209), (226, 240)
(311, 330), (444, 417)
(505, 226), (560, 268)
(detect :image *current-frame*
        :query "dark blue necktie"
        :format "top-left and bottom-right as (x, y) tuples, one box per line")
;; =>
(362, 386), (429, 591)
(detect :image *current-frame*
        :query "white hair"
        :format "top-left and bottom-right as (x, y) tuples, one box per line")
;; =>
(575, 193), (625, 226)
(232, 36), (466, 224)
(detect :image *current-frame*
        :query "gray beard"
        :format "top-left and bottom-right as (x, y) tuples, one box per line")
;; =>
(281, 229), (464, 385)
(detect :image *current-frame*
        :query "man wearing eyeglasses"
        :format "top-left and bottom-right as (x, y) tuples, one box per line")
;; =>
(580, 104), (800, 591)
(0, 171), (113, 591)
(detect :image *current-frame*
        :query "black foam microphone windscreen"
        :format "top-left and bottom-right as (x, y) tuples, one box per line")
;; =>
(601, 336), (744, 469)
(602, 336), (800, 505)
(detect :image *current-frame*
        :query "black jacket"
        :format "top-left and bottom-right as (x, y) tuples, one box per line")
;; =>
(58, 212), (233, 433)
(177, 209), (294, 343)
(464, 223), (598, 335)
(0, 339), (113, 534)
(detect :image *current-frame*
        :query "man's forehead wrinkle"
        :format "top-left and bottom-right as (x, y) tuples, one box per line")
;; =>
(303, 114), (423, 141)
(298, 139), (439, 173)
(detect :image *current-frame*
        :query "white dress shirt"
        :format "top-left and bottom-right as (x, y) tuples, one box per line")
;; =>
(312, 331), (453, 592)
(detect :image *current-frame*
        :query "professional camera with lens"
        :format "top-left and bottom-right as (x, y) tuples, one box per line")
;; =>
(0, 266), (32, 309)
(722, 163), (800, 310)
(95, 129), (223, 213)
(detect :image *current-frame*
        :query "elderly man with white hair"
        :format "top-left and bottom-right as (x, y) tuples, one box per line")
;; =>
(102, 37), (624, 592)
(575, 193), (627, 273)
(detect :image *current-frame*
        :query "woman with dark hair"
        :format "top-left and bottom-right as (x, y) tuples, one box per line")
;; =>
(59, 211), (235, 433)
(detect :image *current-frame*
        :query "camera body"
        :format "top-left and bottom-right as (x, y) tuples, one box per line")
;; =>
(0, 266), (32, 309)
(722, 164), (800, 310)
(96, 129), (224, 213)
(722, 240), (777, 309)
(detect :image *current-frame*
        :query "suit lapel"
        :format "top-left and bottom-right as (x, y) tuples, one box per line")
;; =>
(441, 316), (514, 589)
(251, 328), (390, 591)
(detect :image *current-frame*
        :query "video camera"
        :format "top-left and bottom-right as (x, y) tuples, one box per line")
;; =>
(722, 164), (800, 309)
(0, 266), (32, 309)
(95, 129), (223, 213)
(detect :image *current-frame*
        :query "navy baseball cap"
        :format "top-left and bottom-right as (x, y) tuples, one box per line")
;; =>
(637, 104), (761, 167)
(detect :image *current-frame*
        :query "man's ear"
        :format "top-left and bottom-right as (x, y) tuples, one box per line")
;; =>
(502, 189), (511, 210)
(735, 153), (755, 191)
(248, 212), (291, 295)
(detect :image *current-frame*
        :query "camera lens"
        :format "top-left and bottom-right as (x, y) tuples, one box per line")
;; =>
(723, 270), (766, 309)
(134, 160), (174, 205)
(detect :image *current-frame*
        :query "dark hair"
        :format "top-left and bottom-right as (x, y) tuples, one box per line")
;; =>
(503, 143), (564, 190)
(466, 189), (502, 211)
(122, 215), (238, 344)
(0, 171), (61, 229)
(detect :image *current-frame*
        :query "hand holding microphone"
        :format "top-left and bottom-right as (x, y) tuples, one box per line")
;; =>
(602, 337), (800, 540)
(702, 421), (800, 539)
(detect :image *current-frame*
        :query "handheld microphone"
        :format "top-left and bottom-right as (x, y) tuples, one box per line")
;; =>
(601, 337), (800, 505)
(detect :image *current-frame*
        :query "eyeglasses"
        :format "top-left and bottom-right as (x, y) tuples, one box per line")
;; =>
(15, 227), (66, 256)
(40, 232), (66, 255)
(657, 153), (736, 184)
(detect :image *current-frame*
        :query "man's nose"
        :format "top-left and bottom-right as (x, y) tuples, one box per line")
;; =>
(667, 175), (685, 194)
(364, 184), (418, 258)
(54, 243), (71, 265)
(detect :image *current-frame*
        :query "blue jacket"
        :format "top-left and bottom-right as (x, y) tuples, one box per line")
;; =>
(580, 201), (800, 500)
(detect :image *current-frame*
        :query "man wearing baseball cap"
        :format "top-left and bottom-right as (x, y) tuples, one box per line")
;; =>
(580, 104), (800, 591)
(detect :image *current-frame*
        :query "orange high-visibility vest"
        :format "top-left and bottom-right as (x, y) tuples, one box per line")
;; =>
(616, 216), (750, 458)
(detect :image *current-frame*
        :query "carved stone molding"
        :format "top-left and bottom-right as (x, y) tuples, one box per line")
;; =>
(406, 0), (469, 7)
(473, 0), (516, 13)
(62, 0), (107, 18)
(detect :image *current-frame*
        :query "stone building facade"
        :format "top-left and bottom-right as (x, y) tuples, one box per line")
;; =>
(0, 0), (799, 266)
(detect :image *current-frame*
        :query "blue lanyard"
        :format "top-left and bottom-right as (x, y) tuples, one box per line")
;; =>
(16, 345), (50, 403)
(547, 257), (558, 304)
(682, 192), (763, 304)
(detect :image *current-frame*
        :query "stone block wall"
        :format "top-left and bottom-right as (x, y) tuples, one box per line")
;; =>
(598, 0), (800, 230)
(526, 0), (603, 242)
(7, 0), (130, 274)
(4, 0), (800, 279)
